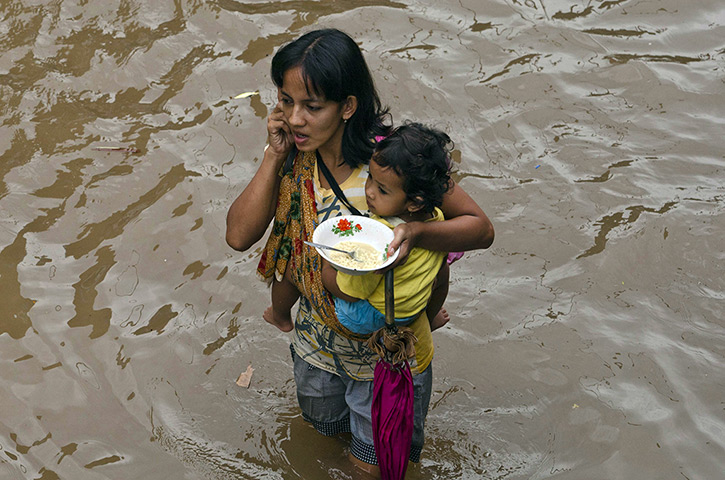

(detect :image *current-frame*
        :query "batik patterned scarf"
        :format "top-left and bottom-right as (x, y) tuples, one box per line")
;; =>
(257, 150), (369, 342)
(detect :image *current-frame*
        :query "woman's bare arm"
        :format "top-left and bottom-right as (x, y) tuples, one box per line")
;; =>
(226, 104), (294, 252)
(384, 181), (494, 266)
(225, 148), (286, 251)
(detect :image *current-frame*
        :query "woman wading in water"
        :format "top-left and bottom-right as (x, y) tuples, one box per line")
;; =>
(226, 28), (493, 477)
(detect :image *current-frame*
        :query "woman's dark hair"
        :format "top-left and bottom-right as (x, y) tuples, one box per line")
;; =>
(373, 121), (454, 214)
(271, 29), (390, 168)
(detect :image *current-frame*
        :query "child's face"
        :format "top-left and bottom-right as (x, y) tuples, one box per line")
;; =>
(365, 158), (416, 218)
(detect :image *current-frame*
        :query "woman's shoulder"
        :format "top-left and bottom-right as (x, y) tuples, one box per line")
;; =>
(339, 163), (368, 190)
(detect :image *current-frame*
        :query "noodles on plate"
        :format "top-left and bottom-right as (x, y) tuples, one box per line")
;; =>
(328, 241), (382, 269)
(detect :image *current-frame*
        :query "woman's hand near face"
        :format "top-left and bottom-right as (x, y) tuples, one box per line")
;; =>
(267, 102), (294, 158)
(225, 103), (295, 252)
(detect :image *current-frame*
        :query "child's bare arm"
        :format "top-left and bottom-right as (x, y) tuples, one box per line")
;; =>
(321, 259), (361, 303)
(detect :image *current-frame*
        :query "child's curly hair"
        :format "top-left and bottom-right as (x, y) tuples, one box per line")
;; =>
(372, 121), (454, 214)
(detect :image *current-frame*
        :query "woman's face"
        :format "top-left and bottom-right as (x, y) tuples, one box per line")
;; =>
(277, 66), (349, 153)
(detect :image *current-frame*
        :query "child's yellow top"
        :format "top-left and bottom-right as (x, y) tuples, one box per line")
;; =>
(290, 161), (437, 379)
(335, 208), (446, 319)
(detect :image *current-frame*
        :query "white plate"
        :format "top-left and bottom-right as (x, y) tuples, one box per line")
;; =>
(312, 215), (398, 275)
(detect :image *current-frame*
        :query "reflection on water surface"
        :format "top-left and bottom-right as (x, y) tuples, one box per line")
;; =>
(1, 1), (724, 478)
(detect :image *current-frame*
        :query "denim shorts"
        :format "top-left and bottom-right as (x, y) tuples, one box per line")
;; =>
(290, 344), (432, 465)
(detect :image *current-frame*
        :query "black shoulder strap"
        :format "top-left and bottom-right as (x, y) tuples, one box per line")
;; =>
(315, 151), (363, 216)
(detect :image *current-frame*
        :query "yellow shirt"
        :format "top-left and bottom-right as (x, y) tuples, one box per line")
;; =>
(290, 161), (435, 380)
(336, 209), (446, 318)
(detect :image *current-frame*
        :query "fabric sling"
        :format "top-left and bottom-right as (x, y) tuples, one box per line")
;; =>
(256, 149), (369, 342)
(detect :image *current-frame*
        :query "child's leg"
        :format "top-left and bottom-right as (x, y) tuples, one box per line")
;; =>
(426, 260), (450, 332)
(263, 264), (299, 332)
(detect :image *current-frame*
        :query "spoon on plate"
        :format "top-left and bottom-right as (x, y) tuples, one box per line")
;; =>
(304, 241), (361, 262)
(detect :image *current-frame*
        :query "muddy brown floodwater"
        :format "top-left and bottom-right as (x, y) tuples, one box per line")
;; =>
(1, 1), (723, 479)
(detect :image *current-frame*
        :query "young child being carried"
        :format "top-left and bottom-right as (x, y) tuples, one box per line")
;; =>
(263, 121), (454, 334)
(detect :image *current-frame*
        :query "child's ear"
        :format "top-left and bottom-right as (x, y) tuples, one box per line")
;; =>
(406, 196), (425, 213)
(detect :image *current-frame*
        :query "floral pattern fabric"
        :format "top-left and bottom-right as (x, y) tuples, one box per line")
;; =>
(256, 150), (369, 342)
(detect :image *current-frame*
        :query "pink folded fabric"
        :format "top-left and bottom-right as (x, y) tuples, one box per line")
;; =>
(447, 251), (464, 264)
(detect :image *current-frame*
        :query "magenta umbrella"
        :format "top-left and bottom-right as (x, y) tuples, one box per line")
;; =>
(368, 270), (418, 480)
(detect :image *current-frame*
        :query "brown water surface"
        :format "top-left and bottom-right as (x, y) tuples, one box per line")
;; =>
(1, 1), (724, 479)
